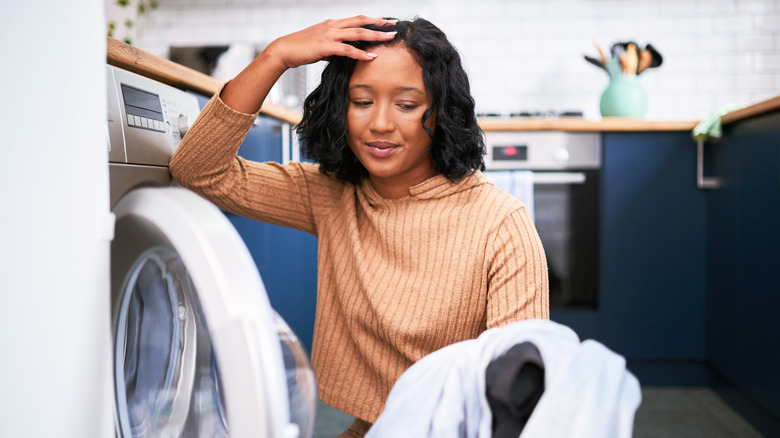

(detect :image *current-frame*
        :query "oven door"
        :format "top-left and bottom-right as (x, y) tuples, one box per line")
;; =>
(532, 170), (599, 310)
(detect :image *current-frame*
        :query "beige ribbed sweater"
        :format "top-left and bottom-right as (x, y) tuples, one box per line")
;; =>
(169, 93), (549, 425)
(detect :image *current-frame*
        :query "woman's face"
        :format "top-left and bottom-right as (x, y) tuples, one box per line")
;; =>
(346, 44), (438, 197)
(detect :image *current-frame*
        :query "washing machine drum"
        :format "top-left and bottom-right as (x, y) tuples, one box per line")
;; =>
(111, 187), (316, 438)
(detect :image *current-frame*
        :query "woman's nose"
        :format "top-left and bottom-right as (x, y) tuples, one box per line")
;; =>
(369, 104), (394, 133)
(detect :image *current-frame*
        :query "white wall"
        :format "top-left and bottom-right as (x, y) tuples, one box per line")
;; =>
(132, 0), (780, 120)
(0, 1), (113, 437)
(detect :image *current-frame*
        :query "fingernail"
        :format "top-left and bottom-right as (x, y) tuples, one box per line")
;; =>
(384, 31), (398, 36)
(367, 53), (378, 58)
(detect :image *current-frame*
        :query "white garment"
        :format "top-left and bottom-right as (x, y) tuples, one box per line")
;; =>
(366, 319), (641, 438)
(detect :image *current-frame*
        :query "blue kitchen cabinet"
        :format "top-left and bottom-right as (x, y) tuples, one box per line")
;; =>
(228, 116), (318, 353)
(706, 111), (780, 435)
(191, 93), (318, 353)
(599, 131), (709, 384)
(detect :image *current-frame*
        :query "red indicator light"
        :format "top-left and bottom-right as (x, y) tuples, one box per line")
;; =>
(505, 146), (517, 156)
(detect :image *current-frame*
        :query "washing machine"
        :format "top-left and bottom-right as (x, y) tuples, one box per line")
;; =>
(106, 64), (316, 438)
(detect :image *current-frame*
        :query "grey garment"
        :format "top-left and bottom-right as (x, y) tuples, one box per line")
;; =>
(485, 342), (545, 438)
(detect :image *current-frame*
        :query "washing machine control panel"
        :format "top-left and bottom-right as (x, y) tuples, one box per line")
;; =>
(107, 65), (202, 166)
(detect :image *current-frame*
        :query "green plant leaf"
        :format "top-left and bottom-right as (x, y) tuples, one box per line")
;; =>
(116, 0), (129, 7)
(125, 19), (134, 29)
(137, 3), (146, 15)
(123, 38), (133, 45)
(149, 0), (158, 9)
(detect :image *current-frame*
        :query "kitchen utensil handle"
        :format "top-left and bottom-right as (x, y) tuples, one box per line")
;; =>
(697, 139), (722, 189)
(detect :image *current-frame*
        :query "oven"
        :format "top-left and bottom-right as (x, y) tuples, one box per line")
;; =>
(484, 132), (601, 310)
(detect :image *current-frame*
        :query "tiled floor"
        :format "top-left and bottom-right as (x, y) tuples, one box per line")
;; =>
(312, 387), (765, 437)
(312, 400), (354, 438)
(634, 387), (764, 438)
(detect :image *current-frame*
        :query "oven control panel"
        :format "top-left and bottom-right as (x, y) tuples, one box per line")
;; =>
(484, 132), (601, 170)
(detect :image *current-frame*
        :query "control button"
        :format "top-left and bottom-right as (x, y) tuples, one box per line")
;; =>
(178, 114), (195, 137)
(553, 148), (570, 163)
(127, 114), (135, 126)
(133, 115), (142, 126)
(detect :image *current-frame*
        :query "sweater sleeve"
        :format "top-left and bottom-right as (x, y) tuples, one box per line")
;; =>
(485, 206), (550, 327)
(169, 88), (334, 235)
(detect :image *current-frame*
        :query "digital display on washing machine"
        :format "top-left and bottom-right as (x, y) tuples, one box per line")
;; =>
(121, 84), (166, 132)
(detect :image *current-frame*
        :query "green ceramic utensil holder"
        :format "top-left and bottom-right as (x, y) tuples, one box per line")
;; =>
(600, 75), (648, 118)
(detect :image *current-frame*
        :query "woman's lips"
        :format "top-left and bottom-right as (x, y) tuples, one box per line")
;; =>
(367, 142), (398, 158)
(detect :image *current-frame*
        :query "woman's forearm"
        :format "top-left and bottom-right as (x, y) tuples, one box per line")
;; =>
(219, 49), (288, 115)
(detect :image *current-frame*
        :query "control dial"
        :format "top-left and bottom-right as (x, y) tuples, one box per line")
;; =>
(553, 148), (570, 164)
(177, 114), (195, 137)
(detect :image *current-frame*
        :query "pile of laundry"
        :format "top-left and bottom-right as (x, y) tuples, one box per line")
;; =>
(367, 319), (641, 438)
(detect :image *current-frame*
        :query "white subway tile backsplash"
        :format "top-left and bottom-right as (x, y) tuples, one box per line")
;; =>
(505, 1), (544, 18)
(699, 0), (738, 14)
(739, 0), (774, 13)
(714, 15), (754, 33)
(734, 33), (775, 51)
(713, 53), (757, 72)
(667, 54), (716, 73)
(696, 73), (736, 91)
(735, 72), (777, 90)
(655, 0), (698, 15)
(130, 0), (779, 121)
(672, 17), (714, 35)
(757, 53), (780, 69)
(753, 14), (780, 32)
(585, 0), (626, 19)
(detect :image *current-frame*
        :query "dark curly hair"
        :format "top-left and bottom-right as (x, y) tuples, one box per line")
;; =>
(296, 17), (485, 185)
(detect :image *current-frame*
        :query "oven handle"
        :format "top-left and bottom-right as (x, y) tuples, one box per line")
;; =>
(532, 172), (587, 185)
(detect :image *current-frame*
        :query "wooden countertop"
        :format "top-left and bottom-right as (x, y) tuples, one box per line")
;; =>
(721, 95), (780, 125)
(477, 117), (698, 132)
(480, 94), (780, 132)
(108, 36), (779, 131)
(106, 36), (302, 125)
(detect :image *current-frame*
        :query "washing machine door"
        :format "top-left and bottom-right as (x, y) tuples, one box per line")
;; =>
(111, 186), (315, 438)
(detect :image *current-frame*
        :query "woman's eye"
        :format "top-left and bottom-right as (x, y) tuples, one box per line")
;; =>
(351, 100), (372, 107)
(397, 103), (419, 111)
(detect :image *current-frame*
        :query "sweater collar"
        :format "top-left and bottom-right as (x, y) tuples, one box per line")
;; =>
(361, 171), (487, 203)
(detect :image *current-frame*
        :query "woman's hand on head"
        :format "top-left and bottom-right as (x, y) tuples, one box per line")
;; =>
(221, 16), (395, 114)
(264, 16), (398, 70)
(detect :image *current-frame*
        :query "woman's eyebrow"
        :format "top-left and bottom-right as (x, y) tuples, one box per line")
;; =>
(396, 87), (425, 95)
(348, 84), (427, 98)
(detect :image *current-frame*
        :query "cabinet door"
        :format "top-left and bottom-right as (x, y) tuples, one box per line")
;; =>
(600, 132), (707, 362)
(707, 112), (780, 420)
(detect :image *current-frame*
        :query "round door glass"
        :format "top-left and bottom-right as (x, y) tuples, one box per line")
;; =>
(114, 247), (228, 437)
(273, 312), (317, 438)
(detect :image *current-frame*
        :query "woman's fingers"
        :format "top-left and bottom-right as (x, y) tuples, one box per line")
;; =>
(333, 15), (397, 30)
(336, 27), (397, 44)
(267, 16), (398, 68)
(326, 19), (397, 61)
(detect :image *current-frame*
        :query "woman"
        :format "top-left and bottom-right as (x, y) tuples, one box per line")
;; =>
(169, 16), (549, 437)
